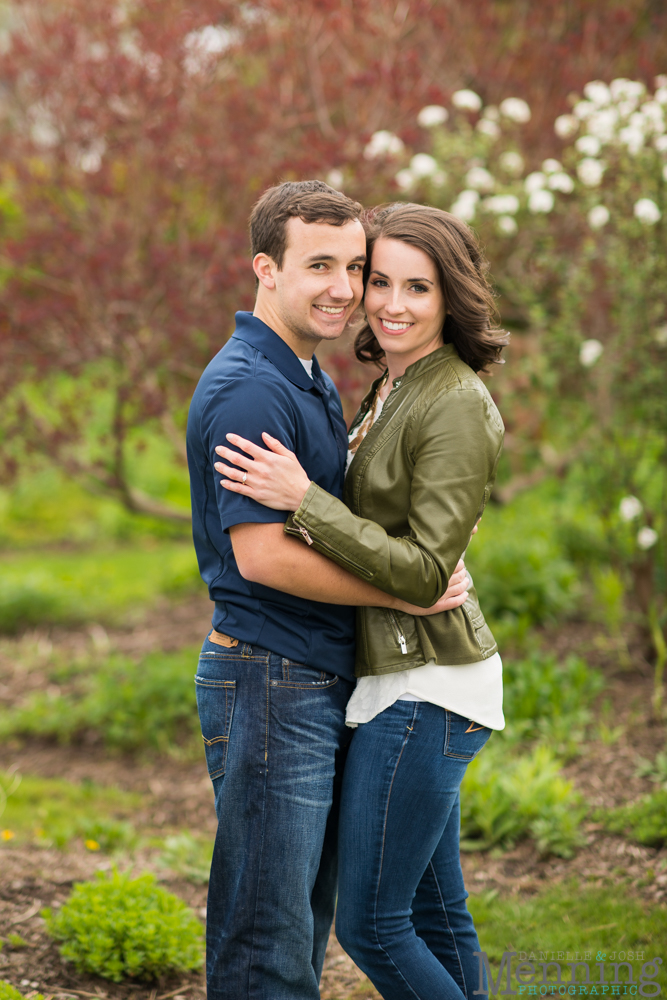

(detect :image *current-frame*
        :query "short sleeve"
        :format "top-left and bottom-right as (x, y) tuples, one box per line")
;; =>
(199, 378), (297, 532)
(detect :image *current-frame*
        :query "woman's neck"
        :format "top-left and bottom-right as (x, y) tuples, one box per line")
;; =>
(384, 335), (445, 387)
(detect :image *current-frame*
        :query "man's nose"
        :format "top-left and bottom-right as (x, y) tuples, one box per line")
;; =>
(328, 269), (355, 301)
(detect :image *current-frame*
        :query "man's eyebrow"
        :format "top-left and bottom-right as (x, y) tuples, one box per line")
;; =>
(304, 253), (367, 263)
(371, 269), (434, 285)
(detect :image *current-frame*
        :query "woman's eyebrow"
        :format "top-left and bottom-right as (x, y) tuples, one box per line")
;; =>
(370, 269), (434, 285)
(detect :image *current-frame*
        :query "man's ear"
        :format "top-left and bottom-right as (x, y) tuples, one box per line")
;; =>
(253, 252), (278, 290)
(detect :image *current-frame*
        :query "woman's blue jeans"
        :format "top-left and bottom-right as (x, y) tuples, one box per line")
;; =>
(336, 700), (491, 1000)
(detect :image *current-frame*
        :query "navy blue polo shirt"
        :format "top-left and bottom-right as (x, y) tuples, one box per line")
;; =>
(186, 312), (356, 680)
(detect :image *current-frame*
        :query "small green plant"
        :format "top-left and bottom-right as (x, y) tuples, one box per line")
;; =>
(0, 985), (43, 1000)
(635, 749), (667, 788)
(501, 650), (604, 752)
(6, 934), (27, 950)
(0, 646), (200, 753)
(43, 869), (204, 982)
(598, 790), (667, 848)
(159, 832), (213, 884)
(460, 743), (587, 857)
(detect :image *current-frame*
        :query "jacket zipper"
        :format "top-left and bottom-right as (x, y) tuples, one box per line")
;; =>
(387, 610), (408, 654)
(286, 522), (374, 578)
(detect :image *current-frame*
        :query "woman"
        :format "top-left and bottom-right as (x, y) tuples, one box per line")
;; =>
(215, 203), (508, 999)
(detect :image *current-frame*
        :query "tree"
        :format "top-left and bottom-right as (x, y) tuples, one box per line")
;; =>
(1, 0), (666, 516)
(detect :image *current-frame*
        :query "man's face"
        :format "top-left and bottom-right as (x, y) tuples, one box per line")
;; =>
(271, 217), (366, 345)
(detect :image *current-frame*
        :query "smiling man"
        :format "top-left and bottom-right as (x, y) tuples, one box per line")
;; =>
(187, 181), (419, 1000)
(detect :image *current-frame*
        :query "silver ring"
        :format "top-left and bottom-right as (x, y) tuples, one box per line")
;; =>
(242, 471), (247, 485)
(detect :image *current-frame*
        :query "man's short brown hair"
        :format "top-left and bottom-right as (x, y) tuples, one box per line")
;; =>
(249, 180), (363, 269)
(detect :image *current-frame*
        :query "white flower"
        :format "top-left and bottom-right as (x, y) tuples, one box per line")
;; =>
(619, 496), (642, 521)
(450, 190), (479, 221)
(654, 135), (667, 153)
(183, 25), (238, 73)
(617, 99), (638, 119)
(499, 151), (524, 175)
(484, 194), (520, 215)
(584, 81), (612, 106)
(654, 323), (667, 346)
(655, 87), (667, 107)
(542, 158), (562, 174)
(640, 101), (665, 128)
(587, 108), (619, 142)
(554, 114), (578, 138)
(575, 134), (601, 156)
(410, 153), (439, 178)
(610, 78), (646, 102)
(326, 169), (344, 189)
(619, 126), (644, 155)
(524, 171), (547, 194)
(574, 101), (595, 120)
(634, 198), (661, 224)
(452, 89), (482, 112)
(588, 205), (610, 229)
(417, 105), (448, 128)
(548, 172), (574, 193)
(497, 215), (518, 236)
(580, 339), (603, 366)
(577, 158), (605, 186)
(499, 97), (531, 123)
(528, 189), (554, 213)
(465, 166), (495, 191)
(395, 169), (416, 191)
(482, 105), (500, 121)
(364, 130), (404, 159)
(476, 119), (500, 139)
(655, 75), (667, 89)
(30, 120), (60, 148)
(637, 527), (659, 550)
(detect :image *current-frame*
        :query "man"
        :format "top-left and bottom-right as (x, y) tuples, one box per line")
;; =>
(186, 180), (466, 1000)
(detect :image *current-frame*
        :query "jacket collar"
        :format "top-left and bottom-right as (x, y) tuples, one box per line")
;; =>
(231, 312), (322, 391)
(392, 342), (459, 387)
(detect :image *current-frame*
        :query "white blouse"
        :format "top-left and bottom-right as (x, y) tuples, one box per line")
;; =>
(344, 383), (504, 731)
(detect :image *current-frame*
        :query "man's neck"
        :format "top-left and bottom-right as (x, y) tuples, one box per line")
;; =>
(252, 302), (318, 361)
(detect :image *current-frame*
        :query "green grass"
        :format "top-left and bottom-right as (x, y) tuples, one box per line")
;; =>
(0, 772), (139, 849)
(597, 790), (667, 848)
(469, 881), (667, 990)
(0, 543), (203, 632)
(0, 646), (201, 752)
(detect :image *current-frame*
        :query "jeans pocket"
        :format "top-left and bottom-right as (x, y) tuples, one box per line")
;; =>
(444, 711), (491, 760)
(272, 659), (339, 689)
(194, 675), (236, 779)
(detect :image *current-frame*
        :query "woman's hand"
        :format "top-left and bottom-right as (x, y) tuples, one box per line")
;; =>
(394, 559), (469, 616)
(214, 432), (311, 512)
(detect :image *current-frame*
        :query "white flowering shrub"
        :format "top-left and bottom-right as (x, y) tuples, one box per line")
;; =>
(377, 78), (666, 648)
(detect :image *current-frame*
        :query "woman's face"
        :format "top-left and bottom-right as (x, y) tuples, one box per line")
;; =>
(364, 237), (446, 365)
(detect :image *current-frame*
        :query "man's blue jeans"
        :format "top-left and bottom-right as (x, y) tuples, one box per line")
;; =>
(336, 700), (491, 1000)
(195, 633), (353, 1000)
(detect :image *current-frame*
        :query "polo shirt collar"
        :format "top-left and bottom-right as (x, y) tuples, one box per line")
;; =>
(231, 312), (321, 391)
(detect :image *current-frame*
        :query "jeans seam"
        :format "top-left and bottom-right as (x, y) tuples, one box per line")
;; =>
(373, 703), (423, 1000)
(426, 857), (468, 998)
(248, 657), (271, 995)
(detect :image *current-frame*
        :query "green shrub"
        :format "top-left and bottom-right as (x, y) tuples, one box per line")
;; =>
(0, 647), (199, 753)
(43, 870), (204, 982)
(159, 833), (212, 884)
(460, 743), (587, 857)
(502, 650), (605, 750)
(598, 790), (667, 848)
(0, 545), (201, 633)
(0, 984), (43, 1000)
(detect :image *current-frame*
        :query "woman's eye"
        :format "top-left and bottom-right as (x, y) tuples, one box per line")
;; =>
(370, 279), (389, 287)
(411, 284), (428, 293)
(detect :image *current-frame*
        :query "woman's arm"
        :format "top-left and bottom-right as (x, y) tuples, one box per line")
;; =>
(216, 386), (502, 608)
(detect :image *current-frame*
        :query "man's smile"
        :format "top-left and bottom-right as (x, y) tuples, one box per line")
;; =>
(313, 304), (347, 316)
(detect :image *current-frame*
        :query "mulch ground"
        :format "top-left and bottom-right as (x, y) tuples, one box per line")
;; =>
(1, 597), (665, 1000)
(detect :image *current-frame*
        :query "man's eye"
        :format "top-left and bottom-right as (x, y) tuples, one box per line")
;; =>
(311, 263), (327, 270)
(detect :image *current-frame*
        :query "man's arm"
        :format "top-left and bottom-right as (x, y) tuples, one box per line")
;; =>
(230, 523), (468, 614)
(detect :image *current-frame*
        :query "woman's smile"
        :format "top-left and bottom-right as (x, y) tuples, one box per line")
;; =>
(377, 318), (414, 334)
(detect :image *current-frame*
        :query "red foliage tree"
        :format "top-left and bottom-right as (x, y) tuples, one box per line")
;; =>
(1, 0), (665, 516)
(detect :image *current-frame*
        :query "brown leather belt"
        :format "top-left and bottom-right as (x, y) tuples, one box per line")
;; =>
(208, 629), (239, 648)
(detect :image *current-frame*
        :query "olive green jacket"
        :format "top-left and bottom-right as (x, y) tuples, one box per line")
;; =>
(285, 343), (504, 677)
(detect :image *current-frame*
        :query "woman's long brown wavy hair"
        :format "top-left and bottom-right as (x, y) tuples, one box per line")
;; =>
(355, 203), (509, 373)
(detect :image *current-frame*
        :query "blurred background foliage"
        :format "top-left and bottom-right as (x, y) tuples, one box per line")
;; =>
(0, 0), (666, 872)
